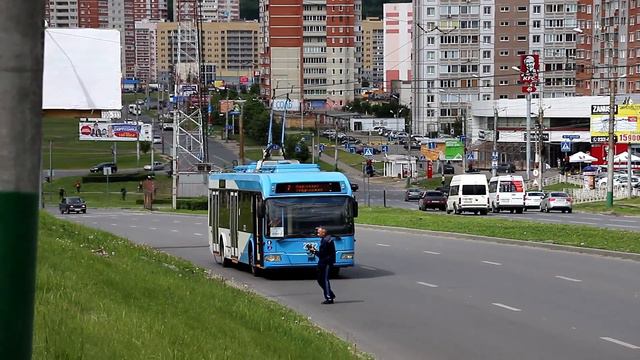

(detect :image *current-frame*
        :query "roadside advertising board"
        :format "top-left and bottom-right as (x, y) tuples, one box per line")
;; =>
(590, 104), (640, 143)
(79, 122), (151, 141)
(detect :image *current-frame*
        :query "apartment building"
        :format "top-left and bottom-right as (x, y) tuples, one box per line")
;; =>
(383, 3), (412, 93)
(260, 0), (359, 110)
(412, 0), (580, 136)
(361, 17), (384, 87)
(134, 19), (163, 84)
(45, 0), (168, 79)
(174, 0), (240, 22)
(155, 21), (259, 86)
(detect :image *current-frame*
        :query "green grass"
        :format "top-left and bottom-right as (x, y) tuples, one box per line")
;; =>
(574, 197), (640, 216)
(43, 117), (156, 170)
(244, 149), (263, 162)
(412, 176), (452, 190)
(325, 146), (368, 171)
(356, 207), (640, 253)
(544, 182), (582, 191)
(44, 175), (172, 209)
(34, 213), (364, 359)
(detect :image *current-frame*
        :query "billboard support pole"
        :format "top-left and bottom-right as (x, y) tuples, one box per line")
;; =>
(0, 0), (44, 357)
(606, 78), (616, 208)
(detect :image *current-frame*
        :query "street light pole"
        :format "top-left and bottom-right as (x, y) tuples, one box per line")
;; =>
(526, 92), (532, 180)
(492, 107), (498, 177)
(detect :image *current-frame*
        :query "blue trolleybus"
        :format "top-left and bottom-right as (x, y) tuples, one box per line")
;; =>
(207, 160), (358, 275)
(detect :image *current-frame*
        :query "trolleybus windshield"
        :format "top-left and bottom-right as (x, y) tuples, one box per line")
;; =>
(266, 196), (354, 238)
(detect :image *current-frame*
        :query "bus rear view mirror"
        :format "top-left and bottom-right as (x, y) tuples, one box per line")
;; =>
(351, 198), (358, 218)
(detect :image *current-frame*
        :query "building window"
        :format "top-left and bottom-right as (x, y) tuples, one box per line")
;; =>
(500, 36), (509, 42)
(499, 80), (509, 86)
(482, 50), (491, 58)
(499, 21), (509, 26)
(482, 65), (491, 73)
(483, 36), (491, 44)
(483, 21), (491, 29)
(483, 6), (491, 14)
(533, 35), (541, 43)
(532, 20), (541, 28)
(499, 50), (509, 56)
(533, 5), (541, 13)
(517, 35), (527, 41)
(500, 6), (509, 12)
(427, 7), (435, 15)
(517, 21), (527, 26)
(517, 6), (527, 11)
(499, 95), (509, 99)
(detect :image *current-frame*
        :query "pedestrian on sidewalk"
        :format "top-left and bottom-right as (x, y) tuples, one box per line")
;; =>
(75, 180), (81, 193)
(120, 187), (127, 201)
(58, 188), (66, 201)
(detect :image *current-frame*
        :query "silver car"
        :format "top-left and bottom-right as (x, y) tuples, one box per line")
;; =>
(540, 192), (573, 213)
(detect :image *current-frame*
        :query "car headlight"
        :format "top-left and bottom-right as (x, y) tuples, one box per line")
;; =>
(264, 255), (281, 262)
(341, 252), (354, 260)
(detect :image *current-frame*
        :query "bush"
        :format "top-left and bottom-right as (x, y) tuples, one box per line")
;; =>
(176, 197), (208, 210)
(135, 198), (172, 205)
(82, 172), (157, 183)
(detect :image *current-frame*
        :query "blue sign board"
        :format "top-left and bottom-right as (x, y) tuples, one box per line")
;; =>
(319, 144), (325, 152)
(363, 148), (374, 156)
(466, 153), (475, 161)
(349, 147), (355, 154)
(561, 141), (572, 153)
(492, 151), (499, 161)
(562, 134), (581, 140)
(459, 135), (466, 142)
(272, 144), (279, 150)
(381, 145), (389, 153)
(295, 146), (301, 153)
(428, 142), (436, 150)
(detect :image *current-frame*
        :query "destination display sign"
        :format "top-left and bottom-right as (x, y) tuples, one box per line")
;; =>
(275, 182), (342, 194)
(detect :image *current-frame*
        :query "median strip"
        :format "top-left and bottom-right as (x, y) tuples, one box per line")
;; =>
(492, 303), (522, 312)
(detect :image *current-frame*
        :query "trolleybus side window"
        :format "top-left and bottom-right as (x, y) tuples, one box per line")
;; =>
(238, 191), (253, 233)
(219, 190), (230, 230)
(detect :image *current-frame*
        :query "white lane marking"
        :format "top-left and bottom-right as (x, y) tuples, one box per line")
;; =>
(195, 222), (202, 225)
(92, 222), (97, 225)
(149, 227), (157, 230)
(361, 265), (377, 271)
(129, 225), (137, 228)
(482, 261), (502, 266)
(376, 243), (391, 247)
(555, 275), (582, 283)
(423, 250), (441, 255)
(171, 229), (179, 233)
(111, 223), (117, 226)
(492, 303), (522, 312)
(173, 220), (181, 223)
(612, 224), (638, 229)
(417, 281), (439, 288)
(600, 337), (640, 350)
(569, 221), (598, 225)
(194, 232), (203, 236)
(615, 219), (637, 223)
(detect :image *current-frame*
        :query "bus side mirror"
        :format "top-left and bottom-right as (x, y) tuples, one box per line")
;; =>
(351, 198), (358, 218)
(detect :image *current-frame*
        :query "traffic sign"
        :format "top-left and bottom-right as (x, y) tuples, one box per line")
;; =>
(272, 144), (279, 150)
(381, 145), (389, 153)
(319, 144), (325, 152)
(560, 141), (572, 153)
(349, 147), (355, 153)
(491, 160), (498, 169)
(103, 167), (112, 176)
(562, 134), (581, 140)
(363, 148), (374, 156)
(295, 145), (301, 153)
(419, 155), (426, 161)
(428, 142), (436, 150)
(466, 153), (474, 161)
(492, 151), (499, 161)
(459, 135), (466, 142)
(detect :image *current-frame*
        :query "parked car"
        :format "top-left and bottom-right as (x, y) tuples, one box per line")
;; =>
(59, 196), (87, 214)
(524, 191), (545, 210)
(540, 192), (573, 213)
(442, 164), (455, 175)
(341, 136), (361, 144)
(89, 162), (118, 173)
(322, 129), (336, 137)
(496, 163), (516, 173)
(418, 191), (447, 211)
(403, 141), (421, 150)
(404, 188), (424, 201)
(144, 161), (165, 171)
(153, 135), (162, 144)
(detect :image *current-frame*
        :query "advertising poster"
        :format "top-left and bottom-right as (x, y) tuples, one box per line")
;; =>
(590, 104), (640, 143)
(79, 122), (150, 142)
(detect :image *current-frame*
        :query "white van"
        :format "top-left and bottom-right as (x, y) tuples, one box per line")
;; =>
(128, 104), (141, 116)
(488, 175), (526, 213)
(446, 174), (489, 215)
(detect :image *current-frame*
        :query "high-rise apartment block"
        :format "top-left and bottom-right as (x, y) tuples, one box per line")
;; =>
(361, 17), (384, 87)
(260, 0), (360, 110)
(174, 0), (240, 22)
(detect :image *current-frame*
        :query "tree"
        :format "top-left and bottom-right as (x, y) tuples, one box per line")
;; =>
(243, 98), (282, 146)
(139, 141), (151, 154)
(284, 136), (310, 163)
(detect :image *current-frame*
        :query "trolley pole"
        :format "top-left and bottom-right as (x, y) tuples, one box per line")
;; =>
(0, 1), (44, 358)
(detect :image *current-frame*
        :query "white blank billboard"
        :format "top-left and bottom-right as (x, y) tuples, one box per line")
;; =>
(43, 28), (122, 110)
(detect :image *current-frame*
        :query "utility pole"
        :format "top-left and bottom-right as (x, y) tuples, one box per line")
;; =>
(225, 90), (229, 142)
(537, 108), (544, 191)
(606, 77), (616, 208)
(334, 117), (339, 171)
(526, 92), (532, 180)
(0, 1), (44, 358)
(239, 101), (245, 165)
(492, 107), (498, 177)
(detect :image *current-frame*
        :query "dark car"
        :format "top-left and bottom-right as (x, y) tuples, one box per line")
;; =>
(59, 196), (87, 214)
(404, 188), (423, 201)
(340, 136), (361, 144)
(496, 163), (516, 173)
(89, 162), (118, 173)
(435, 186), (450, 196)
(403, 141), (422, 150)
(350, 183), (359, 192)
(419, 191), (447, 211)
(442, 164), (455, 174)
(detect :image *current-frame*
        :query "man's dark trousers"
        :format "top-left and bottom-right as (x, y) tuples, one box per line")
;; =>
(317, 263), (335, 300)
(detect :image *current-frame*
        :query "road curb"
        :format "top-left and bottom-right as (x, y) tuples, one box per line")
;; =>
(356, 223), (640, 262)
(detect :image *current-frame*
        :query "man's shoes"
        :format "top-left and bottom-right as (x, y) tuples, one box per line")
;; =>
(322, 299), (334, 304)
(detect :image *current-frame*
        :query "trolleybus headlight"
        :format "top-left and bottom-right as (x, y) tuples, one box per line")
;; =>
(264, 255), (281, 262)
(341, 252), (354, 260)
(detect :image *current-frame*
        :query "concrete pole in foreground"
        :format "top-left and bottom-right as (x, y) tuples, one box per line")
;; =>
(0, 1), (45, 358)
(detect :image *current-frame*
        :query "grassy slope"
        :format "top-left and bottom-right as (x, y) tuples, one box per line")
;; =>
(356, 207), (640, 253)
(43, 117), (154, 170)
(543, 182), (582, 191)
(575, 197), (640, 216)
(34, 213), (363, 359)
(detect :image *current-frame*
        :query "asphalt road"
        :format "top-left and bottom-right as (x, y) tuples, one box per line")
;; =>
(54, 209), (640, 360)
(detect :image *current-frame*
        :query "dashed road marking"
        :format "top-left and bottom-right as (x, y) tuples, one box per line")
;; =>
(361, 265), (377, 271)
(149, 227), (157, 230)
(423, 250), (441, 255)
(555, 275), (582, 283)
(129, 225), (137, 228)
(417, 281), (439, 288)
(194, 232), (203, 236)
(615, 219), (637, 223)
(173, 220), (181, 223)
(482, 261), (502, 266)
(600, 337), (640, 350)
(492, 303), (522, 312)
(111, 224), (117, 226)
(171, 229), (179, 233)
(195, 222), (202, 225)
(569, 221), (597, 225)
(376, 243), (391, 247)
